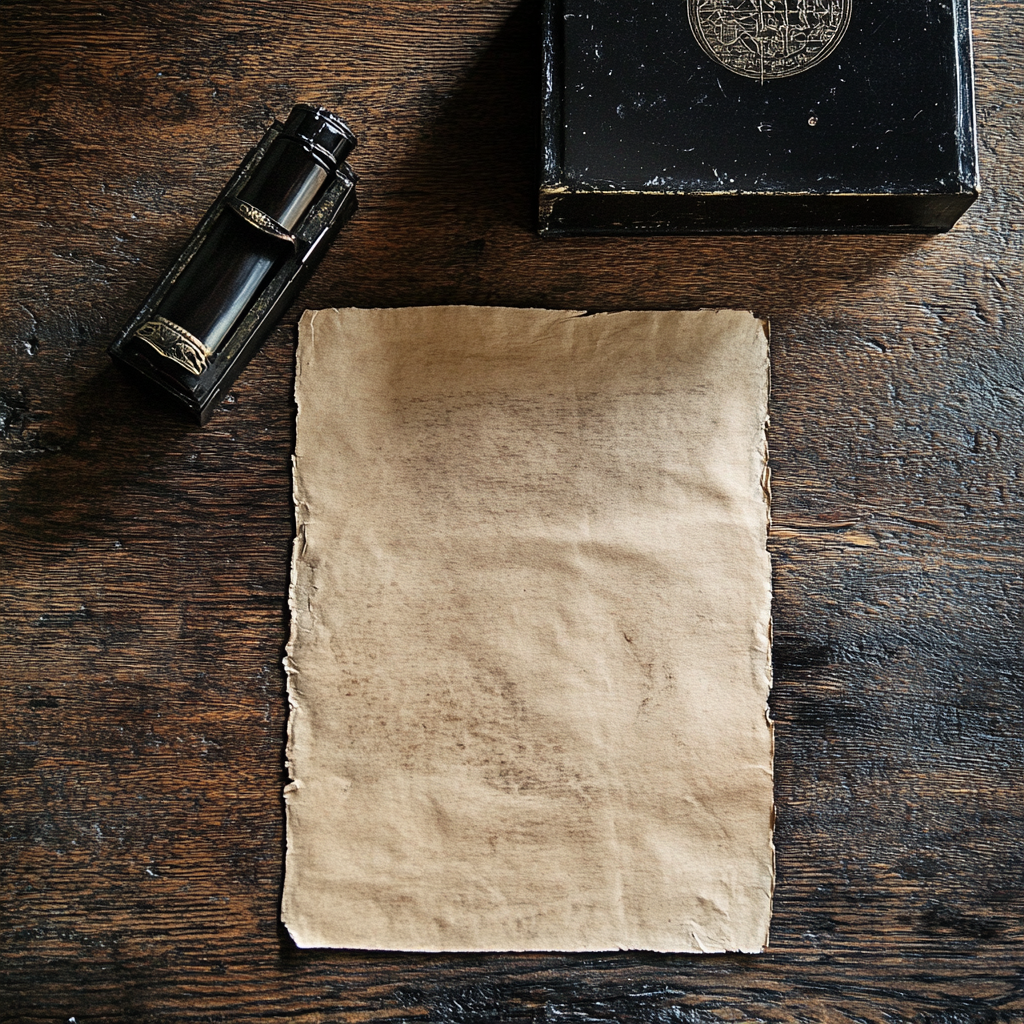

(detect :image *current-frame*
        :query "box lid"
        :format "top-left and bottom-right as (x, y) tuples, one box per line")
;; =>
(540, 0), (979, 234)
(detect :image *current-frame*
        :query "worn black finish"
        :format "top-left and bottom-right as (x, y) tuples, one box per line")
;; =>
(109, 105), (358, 424)
(540, 0), (979, 234)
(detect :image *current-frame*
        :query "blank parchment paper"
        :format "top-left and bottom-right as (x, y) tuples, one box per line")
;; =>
(283, 306), (773, 952)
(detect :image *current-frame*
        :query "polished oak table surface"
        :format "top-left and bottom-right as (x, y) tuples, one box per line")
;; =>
(2, 2), (1022, 1021)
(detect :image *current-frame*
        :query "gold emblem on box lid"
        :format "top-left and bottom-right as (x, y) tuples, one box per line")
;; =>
(687, 0), (851, 81)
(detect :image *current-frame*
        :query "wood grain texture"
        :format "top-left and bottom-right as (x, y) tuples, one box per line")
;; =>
(1, 1), (1021, 1021)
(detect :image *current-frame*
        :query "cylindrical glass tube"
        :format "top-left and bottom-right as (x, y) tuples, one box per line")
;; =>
(155, 216), (288, 359)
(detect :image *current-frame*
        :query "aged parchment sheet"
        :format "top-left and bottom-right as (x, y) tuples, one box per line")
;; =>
(283, 306), (773, 952)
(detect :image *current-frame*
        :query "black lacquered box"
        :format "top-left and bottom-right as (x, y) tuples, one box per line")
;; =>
(539, 0), (979, 235)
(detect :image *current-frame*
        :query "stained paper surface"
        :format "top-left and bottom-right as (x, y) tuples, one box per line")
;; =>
(283, 306), (773, 952)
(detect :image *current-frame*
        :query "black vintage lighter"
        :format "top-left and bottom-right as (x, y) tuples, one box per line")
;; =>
(109, 105), (358, 424)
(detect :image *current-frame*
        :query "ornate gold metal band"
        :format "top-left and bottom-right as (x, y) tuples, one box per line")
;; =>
(134, 317), (211, 375)
(229, 198), (294, 242)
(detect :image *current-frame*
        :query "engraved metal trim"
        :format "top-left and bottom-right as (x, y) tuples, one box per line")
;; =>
(229, 198), (295, 242)
(687, 0), (852, 81)
(134, 316), (211, 375)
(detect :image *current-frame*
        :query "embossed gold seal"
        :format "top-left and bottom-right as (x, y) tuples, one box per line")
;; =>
(687, 0), (851, 81)
(134, 316), (211, 375)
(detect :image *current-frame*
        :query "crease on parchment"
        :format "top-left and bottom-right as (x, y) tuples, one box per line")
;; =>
(282, 306), (774, 954)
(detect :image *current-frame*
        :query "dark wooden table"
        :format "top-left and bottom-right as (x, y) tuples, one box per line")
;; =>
(3, 2), (1022, 1021)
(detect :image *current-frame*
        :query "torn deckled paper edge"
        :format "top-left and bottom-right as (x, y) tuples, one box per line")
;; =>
(283, 306), (773, 953)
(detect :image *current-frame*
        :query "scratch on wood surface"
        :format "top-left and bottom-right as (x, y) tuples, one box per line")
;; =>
(258, 1011), (429, 1024)
(772, 521), (879, 547)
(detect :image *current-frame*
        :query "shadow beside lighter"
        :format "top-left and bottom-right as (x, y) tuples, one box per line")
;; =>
(109, 104), (358, 425)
